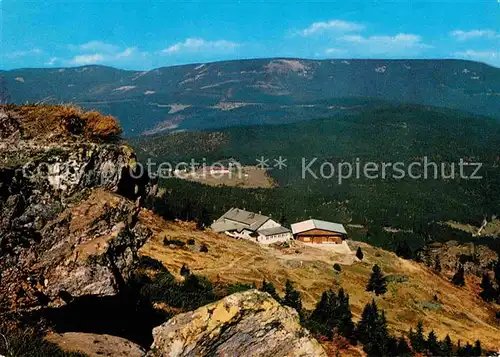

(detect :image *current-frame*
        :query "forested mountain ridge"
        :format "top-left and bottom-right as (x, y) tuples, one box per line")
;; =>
(3, 58), (500, 135)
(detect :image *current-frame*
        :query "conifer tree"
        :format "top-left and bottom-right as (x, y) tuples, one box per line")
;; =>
(494, 260), (500, 287)
(366, 264), (387, 296)
(395, 336), (413, 357)
(260, 280), (281, 302)
(409, 321), (426, 353)
(180, 264), (190, 277)
(309, 290), (331, 336)
(457, 342), (474, 357)
(309, 288), (355, 341)
(356, 246), (364, 261)
(494, 260), (500, 302)
(441, 334), (454, 357)
(337, 288), (355, 341)
(356, 300), (391, 356)
(452, 264), (466, 287)
(427, 330), (441, 356)
(472, 340), (482, 357)
(479, 272), (496, 302)
(434, 255), (442, 273)
(283, 280), (302, 315)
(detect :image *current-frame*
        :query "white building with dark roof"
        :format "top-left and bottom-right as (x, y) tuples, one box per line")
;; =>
(211, 208), (291, 244)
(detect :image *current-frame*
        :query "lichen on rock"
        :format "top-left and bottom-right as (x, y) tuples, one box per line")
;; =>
(147, 289), (327, 357)
(0, 105), (154, 316)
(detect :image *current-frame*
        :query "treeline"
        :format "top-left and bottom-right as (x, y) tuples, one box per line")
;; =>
(259, 277), (485, 357)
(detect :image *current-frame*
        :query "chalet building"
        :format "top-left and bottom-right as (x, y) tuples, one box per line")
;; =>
(291, 219), (347, 244)
(211, 208), (291, 244)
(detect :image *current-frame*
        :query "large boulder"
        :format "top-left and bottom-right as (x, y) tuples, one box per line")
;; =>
(147, 289), (327, 357)
(45, 332), (145, 357)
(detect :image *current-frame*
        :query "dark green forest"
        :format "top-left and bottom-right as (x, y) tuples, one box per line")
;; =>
(133, 104), (500, 256)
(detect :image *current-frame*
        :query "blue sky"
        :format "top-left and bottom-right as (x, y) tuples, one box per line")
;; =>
(1, 0), (499, 70)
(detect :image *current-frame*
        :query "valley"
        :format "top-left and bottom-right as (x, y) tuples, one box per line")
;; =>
(2, 58), (500, 356)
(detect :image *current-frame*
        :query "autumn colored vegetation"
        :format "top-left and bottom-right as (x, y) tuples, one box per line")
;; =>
(2, 104), (121, 141)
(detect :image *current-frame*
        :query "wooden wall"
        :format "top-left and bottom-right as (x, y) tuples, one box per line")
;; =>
(295, 229), (346, 244)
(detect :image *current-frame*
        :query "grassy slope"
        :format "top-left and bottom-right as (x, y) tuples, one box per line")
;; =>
(138, 208), (500, 351)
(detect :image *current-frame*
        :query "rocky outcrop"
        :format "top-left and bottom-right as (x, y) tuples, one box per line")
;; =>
(419, 240), (498, 276)
(147, 289), (327, 357)
(0, 105), (155, 316)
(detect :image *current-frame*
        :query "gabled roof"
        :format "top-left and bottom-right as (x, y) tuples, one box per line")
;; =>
(291, 219), (347, 235)
(258, 226), (291, 236)
(216, 208), (271, 231)
(211, 220), (247, 233)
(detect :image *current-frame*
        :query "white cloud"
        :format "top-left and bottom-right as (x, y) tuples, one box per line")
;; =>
(162, 38), (241, 54)
(451, 30), (498, 41)
(70, 41), (119, 53)
(70, 54), (105, 65)
(6, 48), (43, 58)
(59, 42), (147, 66)
(45, 57), (59, 66)
(453, 49), (500, 65)
(340, 33), (432, 55)
(116, 47), (138, 58)
(324, 48), (347, 55)
(299, 20), (365, 36)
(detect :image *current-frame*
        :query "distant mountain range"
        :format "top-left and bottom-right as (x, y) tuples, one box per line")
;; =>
(2, 58), (500, 136)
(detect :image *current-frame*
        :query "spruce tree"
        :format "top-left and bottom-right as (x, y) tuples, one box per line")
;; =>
(452, 265), (466, 287)
(479, 272), (496, 302)
(495, 260), (500, 303)
(494, 260), (500, 288)
(395, 336), (413, 356)
(457, 342), (474, 357)
(427, 330), (441, 356)
(441, 334), (454, 357)
(472, 340), (482, 357)
(366, 264), (388, 296)
(283, 280), (302, 315)
(356, 300), (391, 356)
(180, 264), (190, 277)
(356, 246), (364, 261)
(434, 255), (442, 273)
(309, 290), (332, 336)
(309, 288), (355, 341)
(409, 321), (426, 353)
(337, 288), (355, 341)
(260, 280), (281, 302)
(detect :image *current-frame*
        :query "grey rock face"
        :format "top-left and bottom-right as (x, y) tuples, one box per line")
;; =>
(0, 107), (153, 314)
(147, 290), (327, 357)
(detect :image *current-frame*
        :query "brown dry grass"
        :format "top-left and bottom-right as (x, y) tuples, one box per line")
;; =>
(138, 210), (500, 351)
(4, 104), (121, 141)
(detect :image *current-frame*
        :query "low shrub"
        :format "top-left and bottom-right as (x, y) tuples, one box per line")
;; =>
(386, 274), (409, 284)
(137, 269), (216, 311)
(200, 244), (209, 253)
(15, 104), (121, 141)
(0, 329), (87, 357)
(163, 238), (185, 247)
(138, 256), (166, 271)
(420, 300), (442, 311)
